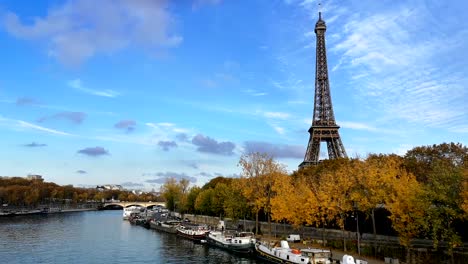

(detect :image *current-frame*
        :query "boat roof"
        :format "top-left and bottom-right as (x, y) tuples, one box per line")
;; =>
(301, 248), (331, 253)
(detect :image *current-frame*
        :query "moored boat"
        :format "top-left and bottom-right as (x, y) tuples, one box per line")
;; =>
(176, 223), (209, 241)
(123, 206), (144, 220)
(206, 230), (256, 254)
(128, 213), (147, 225)
(149, 219), (181, 234)
(255, 240), (332, 264)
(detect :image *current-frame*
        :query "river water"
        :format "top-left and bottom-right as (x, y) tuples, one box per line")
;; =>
(0, 210), (259, 264)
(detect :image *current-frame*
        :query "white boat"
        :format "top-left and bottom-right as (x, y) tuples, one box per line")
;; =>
(255, 240), (332, 264)
(176, 223), (209, 241)
(122, 206), (143, 220)
(206, 230), (256, 254)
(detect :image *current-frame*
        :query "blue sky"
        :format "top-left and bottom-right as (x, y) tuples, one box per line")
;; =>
(0, 0), (467, 190)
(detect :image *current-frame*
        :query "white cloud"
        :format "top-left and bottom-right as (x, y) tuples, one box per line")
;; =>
(271, 124), (285, 135)
(0, 115), (73, 136)
(332, 6), (468, 131)
(339, 121), (377, 132)
(68, 79), (120, 97)
(392, 144), (414, 156)
(244, 89), (267, 96)
(145, 122), (191, 143)
(263, 111), (290, 119)
(4, 0), (182, 66)
(18, 120), (72, 136)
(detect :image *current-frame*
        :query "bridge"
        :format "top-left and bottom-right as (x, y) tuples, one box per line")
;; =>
(102, 201), (166, 208)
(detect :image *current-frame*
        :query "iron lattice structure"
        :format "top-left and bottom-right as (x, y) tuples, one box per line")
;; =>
(299, 12), (347, 168)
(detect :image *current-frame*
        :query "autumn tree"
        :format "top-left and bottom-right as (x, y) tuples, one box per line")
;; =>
(270, 172), (312, 228)
(185, 186), (201, 214)
(161, 178), (187, 212)
(238, 152), (287, 235)
(195, 188), (214, 215)
(224, 178), (250, 221)
(352, 154), (407, 253)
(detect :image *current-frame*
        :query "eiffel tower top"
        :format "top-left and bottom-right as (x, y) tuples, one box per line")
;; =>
(315, 12), (326, 33)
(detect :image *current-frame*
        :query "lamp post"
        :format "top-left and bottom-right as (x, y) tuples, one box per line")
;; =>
(353, 201), (361, 256)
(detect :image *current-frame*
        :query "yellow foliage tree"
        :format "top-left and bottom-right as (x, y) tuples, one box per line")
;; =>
(238, 152), (287, 235)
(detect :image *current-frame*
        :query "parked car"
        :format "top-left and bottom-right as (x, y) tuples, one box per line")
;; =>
(286, 234), (301, 243)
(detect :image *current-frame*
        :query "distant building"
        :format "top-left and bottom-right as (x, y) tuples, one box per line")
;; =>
(96, 184), (123, 191)
(131, 190), (144, 195)
(26, 174), (43, 181)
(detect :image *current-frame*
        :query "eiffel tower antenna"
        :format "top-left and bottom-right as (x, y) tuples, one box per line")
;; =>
(299, 9), (347, 168)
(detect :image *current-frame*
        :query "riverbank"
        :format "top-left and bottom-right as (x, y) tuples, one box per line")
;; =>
(1, 206), (98, 217)
(277, 238), (386, 264)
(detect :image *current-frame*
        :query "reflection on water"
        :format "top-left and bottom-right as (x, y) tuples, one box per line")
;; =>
(0, 210), (258, 263)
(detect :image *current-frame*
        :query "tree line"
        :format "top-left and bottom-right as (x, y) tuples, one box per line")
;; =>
(0, 177), (163, 207)
(161, 142), (467, 258)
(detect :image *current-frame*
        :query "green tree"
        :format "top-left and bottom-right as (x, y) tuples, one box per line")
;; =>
(404, 143), (467, 255)
(195, 188), (214, 215)
(186, 186), (201, 214)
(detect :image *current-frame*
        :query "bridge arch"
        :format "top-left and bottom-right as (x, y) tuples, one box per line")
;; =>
(103, 201), (165, 208)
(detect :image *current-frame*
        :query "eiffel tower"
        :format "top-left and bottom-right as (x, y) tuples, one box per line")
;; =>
(299, 12), (347, 168)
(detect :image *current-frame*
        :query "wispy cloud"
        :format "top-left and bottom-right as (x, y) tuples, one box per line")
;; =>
(270, 123), (286, 135)
(158, 140), (177, 151)
(144, 172), (197, 184)
(114, 119), (136, 132)
(339, 121), (377, 132)
(68, 79), (120, 98)
(331, 6), (468, 131)
(77, 146), (109, 157)
(18, 120), (72, 136)
(16, 97), (40, 106)
(38, 111), (87, 124)
(145, 122), (191, 142)
(3, 0), (182, 66)
(244, 89), (267, 96)
(263, 111), (290, 119)
(23, 142), (47, 147)
(244, 141), (304, 159)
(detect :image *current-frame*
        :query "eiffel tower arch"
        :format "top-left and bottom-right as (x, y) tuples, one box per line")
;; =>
(299, 12), (347, 169)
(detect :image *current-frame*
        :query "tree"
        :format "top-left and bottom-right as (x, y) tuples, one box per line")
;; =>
(195, 188), (214, 215)
(161, 178), (182, 212)
(271, 172), (311, 227)
(353, 154), (406, 253)
(223, 179), (249, 221)
(386, 168), (426, 261)
(404, 143), (468, 255)
(238, 152), (287, 235)
(186, 186), (201, 214)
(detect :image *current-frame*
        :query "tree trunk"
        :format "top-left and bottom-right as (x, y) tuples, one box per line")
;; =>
(255, 209), (259, 235)
(406, 247), (411, 264)
(268, 210), (271, 238)
(371, 208), (377, 257)
(321, 222), (326, 247)
(342, 228), (347, 251)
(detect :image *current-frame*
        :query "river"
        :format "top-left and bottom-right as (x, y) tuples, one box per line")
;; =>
(0, 210), (259, 263)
